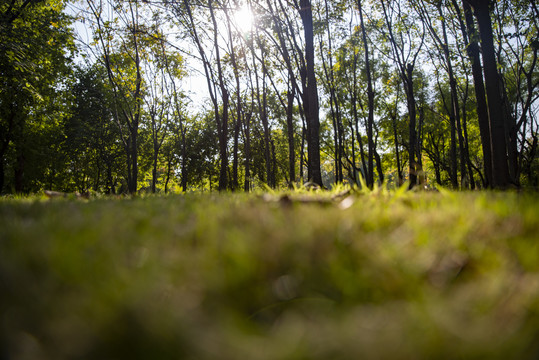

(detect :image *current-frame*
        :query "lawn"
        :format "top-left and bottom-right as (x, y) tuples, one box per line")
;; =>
(1, 189), (539, 359)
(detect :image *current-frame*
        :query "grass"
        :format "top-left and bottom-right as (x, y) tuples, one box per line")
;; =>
(1, 189), (539, 359)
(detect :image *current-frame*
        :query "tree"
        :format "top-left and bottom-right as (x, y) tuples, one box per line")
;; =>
(465, 0), (511, 188)
(380, 0), (425, 188)
(2, 0), (537, 193)
(298, 0), (323, 186)
(0, 0), (74, 193)
(492, 0), (539, 186)
(451, 0), (493, 187)
(416, 0), (470, 188)
(87, 0), (145, 194)
(357, 0), (376, 187)
(65, 64), (124, 193)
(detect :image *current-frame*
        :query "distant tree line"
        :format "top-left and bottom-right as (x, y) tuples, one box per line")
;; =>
(1, 0), (537, 194)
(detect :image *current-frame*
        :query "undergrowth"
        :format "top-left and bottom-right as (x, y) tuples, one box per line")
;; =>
(1, 189), (538, 359)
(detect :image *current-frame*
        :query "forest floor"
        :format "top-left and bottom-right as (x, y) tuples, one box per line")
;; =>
(1, 188), (539, 359)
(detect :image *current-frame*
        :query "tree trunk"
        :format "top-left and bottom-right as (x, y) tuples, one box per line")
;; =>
(322, 0), (343, 184)
(208, 0), (229, 191)
(217, 92), (229, 191)
(462, 96), (477, 189)
(286, 79), (296, 187)
(129, 1), (141, 194)
(405, 64), (418, 188)
(352, 93), (367, 181)
(243, 111), (252, 192)
(500, 78), (519, 184)
(374, 149), (384, 184)
(467, 0), (510, 188)
(437, 7), (465, 188)
(299, 0), (323, 187)
(152, 149), (158, 193)
(164, 154), (172, 194)
(357, 0), (375, 188)
(350, 45), (367, 183)
(454, 0), (493, 187)
(181, 127), (187, 192)
(224, 6), (242, 191)
(299, 103), (307, 182)
(391, 112), (403, 184)
(232, 115), (240, 191)
(262, 73), (272, 188)
(271, 139), (277, 188)
(128, 124), (139, 194)
(380, 0), (424, 188)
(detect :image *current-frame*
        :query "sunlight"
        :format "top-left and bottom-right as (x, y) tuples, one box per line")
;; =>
(233, 6), (254, 33)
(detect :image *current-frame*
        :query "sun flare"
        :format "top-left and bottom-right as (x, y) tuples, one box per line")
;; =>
(233, 6), (254, 33)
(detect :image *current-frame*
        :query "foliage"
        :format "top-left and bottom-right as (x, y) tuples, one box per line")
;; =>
(1, 190), (539, 359)
(63, 64), (125, 193)
(1, 0), (538, 193)
(0, 0), (75, 193)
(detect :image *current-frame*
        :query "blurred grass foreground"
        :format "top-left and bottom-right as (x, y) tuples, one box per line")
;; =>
(1, 189), (539, 359)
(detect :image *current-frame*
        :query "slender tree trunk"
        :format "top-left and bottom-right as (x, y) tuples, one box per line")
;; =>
(251, 37), (273, 188)
(500, 78), (519, 184)
(262, 75), (273, 188)
(164, 154), (172, 194)
(232, 115), (240, 191)
(125, 136), (132, 193)
(271, 139), (277, 187)
(417, 105), (425, 185)
(208, 0), (229, 191)
(437, 8), (466, 188)
(453, 82), (468, 187)
(351, 47), (367, 182)
(150, 110), (159, 194)
(462, 97), (477, 189)
(299, 106), (309, 183)
(389, 83), (403, 184)
(374, 149), (384, 184)
(453, 0), (493, 187)
(426, 133), (443, 185)
(467, 0), (510, 188)
(391, 112), (403, 184)
(321, 0), (343, 183)
(299, 0), (323, 186)
(354, 111), (368, 181)
(129, 1), (141, 194)
(352, 94), (367, 180)
(380, 0), (424, 188)
(152, 149), (158, 193)
(268, 0), (302, 187)
(286, 78), (296, 187)
(223, 6), (242, 191)
(357, 0), (375, 188)
(218, 93), (229, 192)
(298, 98), (307, 182)
(405, 64), (418, 188)
(180, 0), (221, 190)
(181, 127), (187, 192)
(349, 117), (358, 184)
(243, 111), (252, 192)
(129, 133), (139, 194)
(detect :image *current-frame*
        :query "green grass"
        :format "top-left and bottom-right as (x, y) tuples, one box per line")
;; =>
(1, 190), (539, 359)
